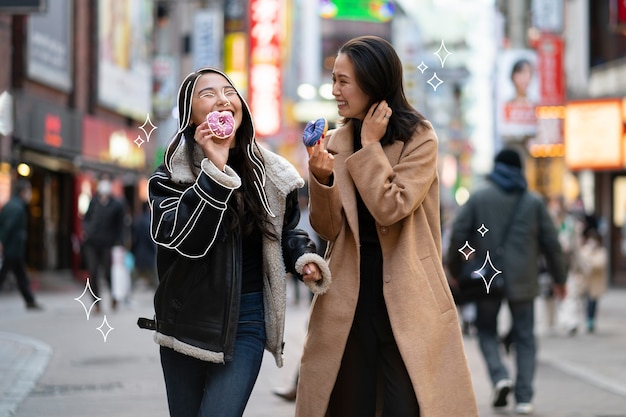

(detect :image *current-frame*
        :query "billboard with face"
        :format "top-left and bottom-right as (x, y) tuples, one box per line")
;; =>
(496, 49), (540, 138)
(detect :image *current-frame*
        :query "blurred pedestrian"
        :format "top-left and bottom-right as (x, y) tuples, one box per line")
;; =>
(447, 147), (567, 415)
(561, 216), (607, 334)
(82, 174), (126, 312)
(0, 179), (42, 310)
(540, 195), (579, 335)
(578, 220), (607, 333)
(297, 35), (478, 417)
(131, 201), (157, 289)
(137, 67), (330, 417)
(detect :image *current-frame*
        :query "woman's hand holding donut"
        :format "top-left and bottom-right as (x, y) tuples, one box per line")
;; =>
(361, 100), (391, 147)
(195, 121), (233, 171)
(307, 137), (334, 185)
(302, 262), (322, 283)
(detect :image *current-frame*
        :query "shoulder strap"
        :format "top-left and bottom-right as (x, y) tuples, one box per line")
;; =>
(498, 191), (526, 249)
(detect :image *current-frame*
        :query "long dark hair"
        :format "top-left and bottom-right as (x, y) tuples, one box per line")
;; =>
(338, 36), (429, 145)
(169, 68), (278, 240)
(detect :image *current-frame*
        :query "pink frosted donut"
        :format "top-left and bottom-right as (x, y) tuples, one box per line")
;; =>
(206, 111), (235, 139)
(302, 118), (328, 147)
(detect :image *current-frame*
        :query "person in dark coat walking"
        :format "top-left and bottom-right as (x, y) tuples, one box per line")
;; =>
(82, 175), (125, 311)
(0, 179), (42, 310)
(447, 148), (567, 415)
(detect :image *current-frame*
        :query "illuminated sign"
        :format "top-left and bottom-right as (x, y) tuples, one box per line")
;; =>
(248, 0), (282, 137)
(319, 0), (394, 22)
(44, 113), (62, 147)
(564, 99), (623, 170)
(537, 33), (564, 105)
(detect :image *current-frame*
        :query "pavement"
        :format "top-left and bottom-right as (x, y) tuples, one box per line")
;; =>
(0, 270), (625, 417)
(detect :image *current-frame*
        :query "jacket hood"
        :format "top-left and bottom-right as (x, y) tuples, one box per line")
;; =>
(488, 162), (528, 192)
(163, 67), (274, 217)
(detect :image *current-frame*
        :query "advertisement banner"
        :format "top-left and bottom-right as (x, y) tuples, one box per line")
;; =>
(537, 33), (564, 105)
(531, 0), (563, 33)
(496, 49), (539, 137)
(192, 9), (224, 70)
(248, 0), (282, 137)
(27, 0), (72, 91)
(98, 0), (153, 120)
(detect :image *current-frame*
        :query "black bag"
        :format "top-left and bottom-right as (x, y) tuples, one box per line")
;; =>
(454, 251), (505, 304)
(452, 192), (526, 305)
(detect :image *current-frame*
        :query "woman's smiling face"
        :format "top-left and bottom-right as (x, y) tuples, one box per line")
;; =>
(190, 72), (243, 130)
(332, 53), (371, 121)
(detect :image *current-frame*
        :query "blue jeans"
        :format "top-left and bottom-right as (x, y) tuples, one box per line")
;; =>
(475, 297), (535, 404)
(160, 291), (266, 417)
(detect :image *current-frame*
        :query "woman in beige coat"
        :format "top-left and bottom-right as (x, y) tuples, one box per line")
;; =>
(574, 221), (607, 333)
(297, 36), (478, 417)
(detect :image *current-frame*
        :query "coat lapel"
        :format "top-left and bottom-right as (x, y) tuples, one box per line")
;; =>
(326, 123), (406, 244)
(326, 125), (359, 243)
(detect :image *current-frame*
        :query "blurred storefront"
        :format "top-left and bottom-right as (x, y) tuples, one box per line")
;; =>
(564, 98), (626, 286)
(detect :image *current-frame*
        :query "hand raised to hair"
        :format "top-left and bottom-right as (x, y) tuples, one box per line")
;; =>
(361, 100), (392, 147)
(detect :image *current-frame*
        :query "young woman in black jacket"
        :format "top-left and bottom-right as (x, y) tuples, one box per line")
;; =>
(139, 67), (331, 417)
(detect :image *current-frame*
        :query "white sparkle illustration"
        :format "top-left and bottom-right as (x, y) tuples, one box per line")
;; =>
(74, 278), (101, 320)
(417, 61), (428, 74)
(97, 315), (114, 342)
(458, 241), (475, 260)
(427, 73), (443, 91)
(473, 250), (502, 294)
(477, 224), (489, 237)
(139, 113), (158, 143)
(134, 135), (145, 148)
(433, 39), (453, 67)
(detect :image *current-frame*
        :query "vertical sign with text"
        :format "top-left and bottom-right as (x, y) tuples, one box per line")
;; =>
(248, 0), (282, 138)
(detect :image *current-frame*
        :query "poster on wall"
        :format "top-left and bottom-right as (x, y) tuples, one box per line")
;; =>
(98, 0), (153, 120)
(27, 0), (72, 92)
(192, 9), (224, 70)
(496, 49), (540, 138)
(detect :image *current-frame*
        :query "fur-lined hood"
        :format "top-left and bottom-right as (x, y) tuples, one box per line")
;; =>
(163, 67), (275, 217)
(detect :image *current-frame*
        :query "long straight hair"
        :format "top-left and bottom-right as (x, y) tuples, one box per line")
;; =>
(166, 68), (278, 240)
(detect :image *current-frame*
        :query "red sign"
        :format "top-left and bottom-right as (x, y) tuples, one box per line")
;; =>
(610, 0), (626, 27)
(248, 0), (282, 137)
(44, 113), (62, 147)
(537, 33), (565, 105)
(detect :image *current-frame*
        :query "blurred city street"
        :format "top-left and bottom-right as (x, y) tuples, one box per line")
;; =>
(0, 272), (625, 417)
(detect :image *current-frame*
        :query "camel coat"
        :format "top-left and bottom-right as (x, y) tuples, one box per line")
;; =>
(295, 121), (478, 417)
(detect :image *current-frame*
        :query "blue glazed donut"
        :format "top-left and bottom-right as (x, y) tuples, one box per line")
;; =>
(302, 118), (328, 147)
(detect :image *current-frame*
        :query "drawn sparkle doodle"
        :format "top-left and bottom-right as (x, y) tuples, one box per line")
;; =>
(418, 40), (454, 91)
(473, 250), (502, 294)
(73, 278), (101, 320)
(457, 223), (504, 294)
(97, 315), (114, 343)
(135, 113), (158, 148)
